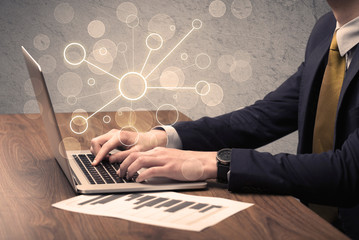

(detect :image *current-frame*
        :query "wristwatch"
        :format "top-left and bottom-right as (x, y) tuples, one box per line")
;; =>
(216, 148), (232, 183)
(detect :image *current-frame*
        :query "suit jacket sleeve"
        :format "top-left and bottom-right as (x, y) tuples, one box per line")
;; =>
(173, 12), (359, 207)
(175, 66), (359, 206)
(173, 63), (302, 151)
(229, 132), (359, 207)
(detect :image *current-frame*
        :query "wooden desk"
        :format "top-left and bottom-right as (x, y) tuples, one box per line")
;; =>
(0, 112), (348, 239)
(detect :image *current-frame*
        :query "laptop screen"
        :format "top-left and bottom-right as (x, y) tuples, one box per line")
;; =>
(22, 46), (77, 191)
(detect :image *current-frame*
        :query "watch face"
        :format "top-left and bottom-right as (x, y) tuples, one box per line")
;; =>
(218, 149), (231, 164)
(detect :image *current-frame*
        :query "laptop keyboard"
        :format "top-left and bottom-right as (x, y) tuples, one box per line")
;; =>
(73, 154), (138, 184)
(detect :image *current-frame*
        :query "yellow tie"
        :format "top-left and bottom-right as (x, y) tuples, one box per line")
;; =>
(312, 31), (346, 153)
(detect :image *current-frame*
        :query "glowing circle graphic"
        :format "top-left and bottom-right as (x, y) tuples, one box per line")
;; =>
(117, 126), (140, 147)
(201, 83), (223, 106)
(156, 104), (179, 125)
(117, 42), (127, 53)
(70, 115), (89, 135)
(64, 43), (86, 65)
(126, 14), (139, 28)
(209, 0), (226, 18)
(67, 95), (77, 105)
(119, 72), (147, 101)
(99, 47), (107, 55)
(148, 14), (176, 42)
(217, 54), (235, 73)
(87, 20), (106, 38)
(192, 19), (203, 29)
(93, 39), (117, 64)
(195, 53), (211, 69)
(87, 78), (95, 86)
(103, 115), (111, 124)
(54, 3), (74, 24)
(117, 2), (138, 23)
(146, 33), (163, 51)
(24, 100), (42, 120)
(181, 53), (188, 60)
(195, 80), (211, 96)
(33, 34), (50, 51)
(38, 55), (57, 73)
(231, 0), (252, 19)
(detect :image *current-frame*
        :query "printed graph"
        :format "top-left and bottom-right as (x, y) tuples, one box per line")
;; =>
(53, 191), (253, 231)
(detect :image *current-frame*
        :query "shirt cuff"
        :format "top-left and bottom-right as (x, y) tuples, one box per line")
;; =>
(152, 125), (183, 149)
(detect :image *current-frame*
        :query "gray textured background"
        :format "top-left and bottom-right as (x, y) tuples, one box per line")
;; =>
(0, 0), (330, 153)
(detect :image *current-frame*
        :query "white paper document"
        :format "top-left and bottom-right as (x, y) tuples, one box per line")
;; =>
(52, 192), (253, 231)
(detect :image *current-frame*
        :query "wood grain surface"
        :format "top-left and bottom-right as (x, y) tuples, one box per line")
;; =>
(0, 113), (349, 239)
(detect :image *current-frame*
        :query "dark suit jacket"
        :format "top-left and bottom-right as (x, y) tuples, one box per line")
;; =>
(174, 12), (359, 236)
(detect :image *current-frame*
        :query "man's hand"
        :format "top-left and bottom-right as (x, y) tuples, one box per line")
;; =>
(119, 147), (217, 183)
(90, 129), (167, 165)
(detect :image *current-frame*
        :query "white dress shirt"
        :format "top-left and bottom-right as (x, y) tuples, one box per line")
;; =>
(336, 15), (359, 69)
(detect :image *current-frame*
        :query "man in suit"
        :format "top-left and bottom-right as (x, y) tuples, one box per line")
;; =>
(91, 0), (359, 237)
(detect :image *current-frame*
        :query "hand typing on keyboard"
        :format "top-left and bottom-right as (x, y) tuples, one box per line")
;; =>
(91, 129), (167, 166)
(90, 129), (217, 182)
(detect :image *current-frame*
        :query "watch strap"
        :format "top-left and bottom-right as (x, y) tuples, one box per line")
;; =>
(217, 162), (229, 183)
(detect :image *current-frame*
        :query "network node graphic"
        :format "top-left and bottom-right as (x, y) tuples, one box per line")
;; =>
(65, 19), (212, 135)
(119, 72), (147, 101)
(64, 42), (86, 65)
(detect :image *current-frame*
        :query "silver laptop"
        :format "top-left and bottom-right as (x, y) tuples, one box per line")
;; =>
(22, 46), (207, 194)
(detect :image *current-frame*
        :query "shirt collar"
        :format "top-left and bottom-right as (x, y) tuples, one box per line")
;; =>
(335, 16), (359, 57)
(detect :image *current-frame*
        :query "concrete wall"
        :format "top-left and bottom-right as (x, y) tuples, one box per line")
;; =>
(0, 0), (330, 153)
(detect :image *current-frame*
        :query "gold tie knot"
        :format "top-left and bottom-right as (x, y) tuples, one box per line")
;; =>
(330, 31), (339, 51)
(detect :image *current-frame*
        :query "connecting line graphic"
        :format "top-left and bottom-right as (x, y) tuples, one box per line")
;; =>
(85, 60), (122, 82)
(147, 86), (196, 90)
(148, 80), (211, 95)
(145, 95), (158, 108)
(144, 63), (196, 83)
(140, 50), (152, 75)
(77, 89), (118, 100)
(144, 22), (200, 80)
(132, 27), (135, 71)
(124, 54), (130, 72)
(70, 94), (122, 134)
(64, 19), (205, 134)
(87, 94), (122, 120)
(117, 42), (130, 72)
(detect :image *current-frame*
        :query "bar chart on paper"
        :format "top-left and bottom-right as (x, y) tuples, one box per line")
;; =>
(52, 192), (253, 231)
